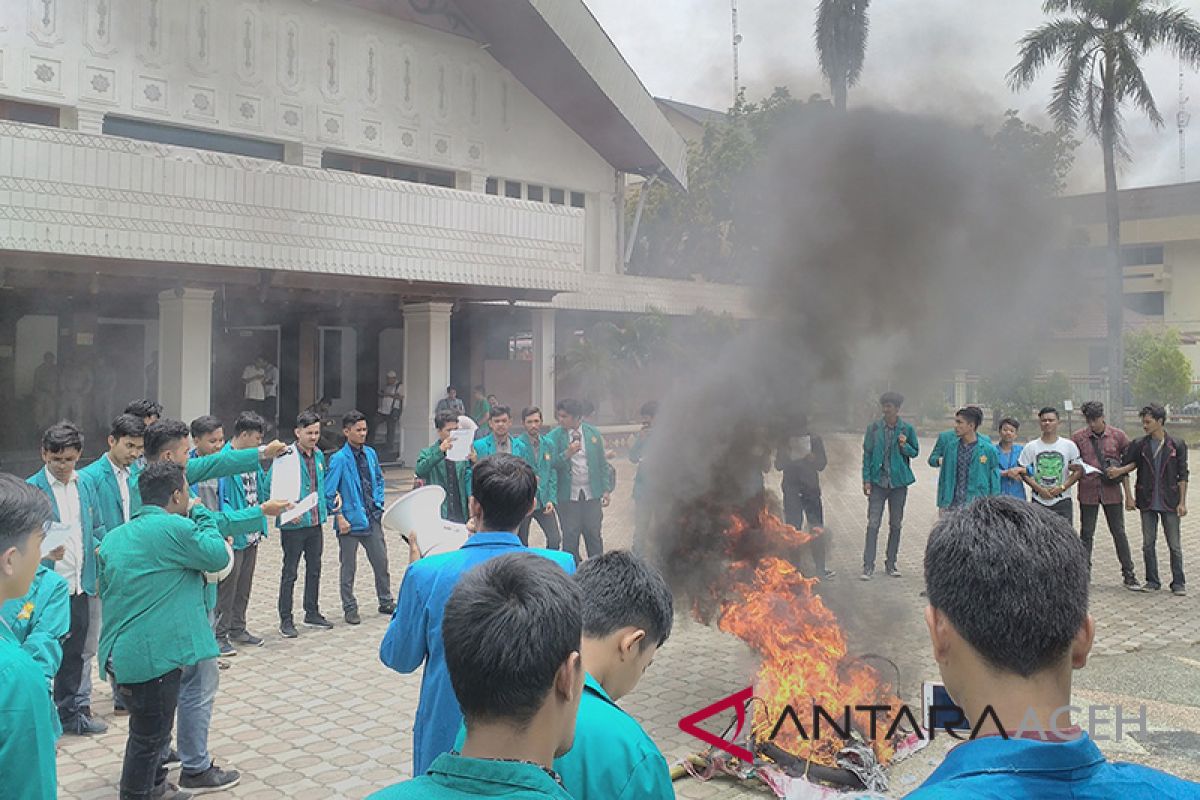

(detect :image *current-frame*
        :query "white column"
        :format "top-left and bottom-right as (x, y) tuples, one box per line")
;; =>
(531, 309), (555, 416)
(157, 288), (214, 423)
(401, 302), (453, 467)
(953, 369), (968, 410)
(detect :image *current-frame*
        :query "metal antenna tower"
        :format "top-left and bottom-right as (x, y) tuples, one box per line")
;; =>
(1179, 58), (1191, 182)
(731, 0), (742, 106)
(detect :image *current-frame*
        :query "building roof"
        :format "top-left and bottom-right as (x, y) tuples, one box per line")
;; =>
(1060, 180), (1200, 225)
(654, 98), (729, 130)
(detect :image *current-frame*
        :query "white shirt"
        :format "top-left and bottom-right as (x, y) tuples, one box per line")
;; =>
(378, 382), (404, 415)
(243, 365), (266, 401)
(569, 426), (592, 500)
(108, 452), (131, 522)
(46, 467), (84, 594)
(263, 363), (279, 398)
(1018, 436), (1083, 507)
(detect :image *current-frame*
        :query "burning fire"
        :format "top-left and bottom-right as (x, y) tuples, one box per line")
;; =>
(715, 509), (899, 767)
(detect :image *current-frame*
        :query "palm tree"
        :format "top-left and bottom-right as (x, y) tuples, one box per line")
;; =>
(1009, 0), (1200, 424)
(814, 0), (871, 111)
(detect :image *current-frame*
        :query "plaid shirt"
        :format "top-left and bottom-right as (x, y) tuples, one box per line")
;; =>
(1071, 425), (1130, 506)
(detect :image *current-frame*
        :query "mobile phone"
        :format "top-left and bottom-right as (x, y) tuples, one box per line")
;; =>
(922, 680), (969, 732)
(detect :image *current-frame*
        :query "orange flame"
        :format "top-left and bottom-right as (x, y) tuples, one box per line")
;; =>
(715, 509), (899, 766)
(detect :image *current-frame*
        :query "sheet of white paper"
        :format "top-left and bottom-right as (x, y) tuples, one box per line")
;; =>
(1080, 462), (1102, 475)
(447, 429), (474, 462)
(269, 449), (302, 503)
(279, 492), (318, 525)
(41, 521), (73, 558)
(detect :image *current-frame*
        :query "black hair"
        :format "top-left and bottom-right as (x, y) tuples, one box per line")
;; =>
(956, 406), (983, 430)
(446, 386), (456, 393)
(1038, 406), (1059, 419)
(42, 422), (83, 454)
(471, 454), (538, 532)
(576, 551), (673, 649)
(234, 411), (266, 435)
(1080, 401), (1104, 421)
(342, 410), (368, 429)
(489, 404), (512, 420)
(556, 398), (584, 419)
(138, 460), (187, 508)
(190, 415), (223, 439)
(124, 399), (163, 420)
(521, 406), (542, 422)
(109, 414), (147, 441)
(143, 419), (190, 461)
(639, 400), (659, 418)
(880, 391), (905, 408)
(998, 417), (1021, 431)
(925, 496), (1088, 678)
(295, 410), (321, 429)
(1141, 404), (1167, 423)
(444, 553), (582, 727)
(0, 473), (52, 555)
(435, 410), (459, 431)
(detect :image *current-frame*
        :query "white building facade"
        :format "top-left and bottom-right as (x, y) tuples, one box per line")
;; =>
(0, 0), (749, 465)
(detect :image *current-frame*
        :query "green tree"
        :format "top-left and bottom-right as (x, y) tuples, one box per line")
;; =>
(1008, 0), (1200, 425)
(1125, 329), (1193, 409)
(981, 365), (1041, 420)
(815, 0), (871, 111)
(556, 312), (673, 420)
(989, 110), (1078, 196)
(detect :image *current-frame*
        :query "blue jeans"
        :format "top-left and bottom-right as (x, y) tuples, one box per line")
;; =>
(1141, 510), (1186, 591)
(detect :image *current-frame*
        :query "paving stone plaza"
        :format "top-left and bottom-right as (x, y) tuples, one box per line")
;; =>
(56, 435), (1200, 799)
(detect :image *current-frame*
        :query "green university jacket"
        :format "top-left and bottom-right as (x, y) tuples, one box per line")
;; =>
(216, 443), (271, 550)
(0, 628), (57, 800)
(861, 418), (919, 488)
(929, 430), (1002, 509)
(544, 424), (615, 505)
(414, 444), (471, 522)
(97, 504), (230, 684)
(516, 432), (559, 509)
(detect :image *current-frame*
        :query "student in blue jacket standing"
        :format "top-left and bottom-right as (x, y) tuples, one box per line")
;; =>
(28, 422), (108, 736)
(909, 497), (1200, 799)
(325, 411), (393, 625)
(995, 417), (1028, 500)
(381, 454), (576, 777)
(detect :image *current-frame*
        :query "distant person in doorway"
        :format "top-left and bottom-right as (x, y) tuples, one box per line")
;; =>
(241, 357), (268, 419)
(435, 386), (465, 417)
(33, 352), (59, 432)
(861, 392), (918, 579)
(377, 371), (405, 459)
(262, 359), (279, 429)
(471, 385), (491, 427)
(1071, 401), (1140, 590)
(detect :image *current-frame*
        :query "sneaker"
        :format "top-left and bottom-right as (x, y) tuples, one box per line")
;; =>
(1172, 587), (1187, 597)
(179, 764), (241, 794)
(152, 782), (193, 800)
(217, 638), (237, 657)
(279, 620), (298, 639)
(887, 566), (902, 578)
(164, 748), (181, 765)
(1125, 581), (1145, 592)
(860, 570), (873, 581)
(1143, 583), (1161, 592)
(345, 609), (361, 625)
(63, 714), (108, 735)
(821, 569), (836, 580)
(80, 706), (93, 719)
(114, 706), (129, 717)
(378, 601), (396, 615)
(231, 631), (264, 647)
(303, 614), (334, 629)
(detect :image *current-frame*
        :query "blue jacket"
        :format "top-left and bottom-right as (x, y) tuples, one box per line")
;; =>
(27, 469), (106, 596)
(906, 733), (1200, 798)
(997, 442), (1028, 500)
(325, 443), (385, 533)
(379, 532), (575, 776)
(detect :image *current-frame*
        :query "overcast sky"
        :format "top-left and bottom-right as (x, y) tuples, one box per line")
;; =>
(583, 0), (1200, 193)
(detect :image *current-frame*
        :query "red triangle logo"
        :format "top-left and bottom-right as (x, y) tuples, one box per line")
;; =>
(678, 686), (755, 763)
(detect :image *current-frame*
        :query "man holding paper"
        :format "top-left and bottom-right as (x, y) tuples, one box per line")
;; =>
(415, 411), (474, 525)
(277, 411), (335, 638)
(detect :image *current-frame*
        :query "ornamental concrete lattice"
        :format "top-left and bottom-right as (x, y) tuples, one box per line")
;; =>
(55, 435), (1200, 799)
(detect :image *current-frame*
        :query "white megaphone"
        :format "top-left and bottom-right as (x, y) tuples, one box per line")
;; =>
(381, 485), (470, 558)
(204, 539), (235, 584)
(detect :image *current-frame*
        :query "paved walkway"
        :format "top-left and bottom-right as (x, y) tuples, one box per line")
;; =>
(56, 434), (1200, 798)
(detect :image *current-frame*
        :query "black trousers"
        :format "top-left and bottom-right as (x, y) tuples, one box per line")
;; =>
(782, 482), (826, 575)
(518, 507), (562, 549)
(54, 591), (90, 722)
(279, 525), (324, 622)
(559, 493), (603, 563)
(1079, 502), (1137, 583)
(118, 668), (181, 800)
(1036, 498), (1074, 525)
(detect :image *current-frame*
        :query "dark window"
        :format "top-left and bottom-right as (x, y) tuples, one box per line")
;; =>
(1124, 292), (1165, 316)
(570, 191), (586, 209)
(549, 188), (565, 205)
(321, 151), (455, 187)
(527, 184), (544, 202)
(104, 117), (285, 161)
(0, 99), (59, 127)
(504, 180), (522, 199)
(485, 177), (499, 195)
(1121, 245), (1165, 267)
(322, 330), (342, 400)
